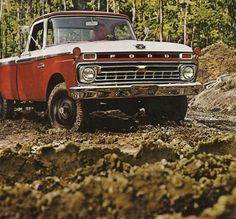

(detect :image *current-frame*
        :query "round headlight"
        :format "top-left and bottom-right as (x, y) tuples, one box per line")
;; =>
(180, 66), (195, 80)
(81, 67), (96, 82)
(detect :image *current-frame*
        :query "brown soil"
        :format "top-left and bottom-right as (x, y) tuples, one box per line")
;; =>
(0, 108), (235, 219)
(198, 42), (236, 83)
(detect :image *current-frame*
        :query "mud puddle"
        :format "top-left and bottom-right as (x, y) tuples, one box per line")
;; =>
(187, 110), (236, 132)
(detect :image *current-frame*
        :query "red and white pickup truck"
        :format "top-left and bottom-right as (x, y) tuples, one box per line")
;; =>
(0, 11), (202, 129)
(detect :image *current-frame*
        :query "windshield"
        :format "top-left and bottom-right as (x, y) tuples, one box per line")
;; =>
(46, 16), (136, 46)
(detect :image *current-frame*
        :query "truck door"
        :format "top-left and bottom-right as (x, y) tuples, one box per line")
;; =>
(17, 21), (45, 101)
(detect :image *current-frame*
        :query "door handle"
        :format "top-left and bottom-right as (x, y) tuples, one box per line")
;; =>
(38, 63), (45, 69)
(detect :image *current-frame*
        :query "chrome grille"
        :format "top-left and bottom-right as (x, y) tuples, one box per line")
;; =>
(78, 62), (181, 85)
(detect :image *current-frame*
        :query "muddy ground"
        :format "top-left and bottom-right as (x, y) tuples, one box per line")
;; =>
(0, 106), (235, 219)
(0, 43), (236, 219)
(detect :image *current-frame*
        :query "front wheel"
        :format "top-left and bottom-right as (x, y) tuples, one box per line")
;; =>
(0, 94), (14, 120)
(48, 83), (77, 129)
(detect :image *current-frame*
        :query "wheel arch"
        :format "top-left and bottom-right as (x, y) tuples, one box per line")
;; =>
(46, 73), (65, 100)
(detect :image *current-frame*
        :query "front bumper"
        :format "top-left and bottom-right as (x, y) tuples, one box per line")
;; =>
(70, 82), (202, 100)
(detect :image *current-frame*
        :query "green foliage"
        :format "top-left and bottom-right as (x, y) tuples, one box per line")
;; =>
(0, 0), (235, 58)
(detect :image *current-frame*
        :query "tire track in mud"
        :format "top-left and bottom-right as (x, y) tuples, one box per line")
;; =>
(187, 110), (236, 133)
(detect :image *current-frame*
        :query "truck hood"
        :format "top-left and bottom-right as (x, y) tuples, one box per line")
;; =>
(44, 40), (193, 55)
(1, 40), (193, 64)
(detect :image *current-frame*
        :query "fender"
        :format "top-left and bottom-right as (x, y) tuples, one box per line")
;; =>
(0, 60), (18, 100)
(42, 53), (77, 101)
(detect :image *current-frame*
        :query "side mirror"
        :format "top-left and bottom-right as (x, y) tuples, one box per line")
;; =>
(21, 25), (41, 50)
(17, 26), (30, 56)
(143, 27), (149, 41)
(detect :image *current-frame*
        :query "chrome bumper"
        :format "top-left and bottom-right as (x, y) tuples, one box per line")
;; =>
(70, 82), (203, 100)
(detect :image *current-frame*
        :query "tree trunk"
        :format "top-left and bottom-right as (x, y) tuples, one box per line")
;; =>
(227, 0), (236, 46)
(63, 0), (66, 11)
(39, 0), (43, 15)
(0, 0), (2, 18)
(112, 0), (117, 13)
(98, 0), (100, 10)
(159, 0), (163, 42)
(0, 0), (2, 58)
(132, 0), (136, 24)
(191, 26), (195, 48)
(184, 3), (188, 45)
(17, 7), (20, 54)
(5, 26), (7, 57)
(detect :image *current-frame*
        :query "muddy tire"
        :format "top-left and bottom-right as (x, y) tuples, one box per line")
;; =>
(0, 94), (14, 120)
(72, 101), (89, 131)
(145, 96), (187, 121)
(48, 83), (77, 129)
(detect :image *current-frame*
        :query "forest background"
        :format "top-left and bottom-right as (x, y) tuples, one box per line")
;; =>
(0, 0), (235, 58)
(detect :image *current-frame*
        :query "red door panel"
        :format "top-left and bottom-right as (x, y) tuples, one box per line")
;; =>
(17, 52), (44, 101)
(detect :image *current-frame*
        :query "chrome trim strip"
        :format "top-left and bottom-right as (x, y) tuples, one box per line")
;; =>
(76, 60), (195, 66)
(70, 82), (203, 100)
(17, 57), (37, 63)
(77, 81), (183, 86)
(100, 64), (180, 67)
(17, 52), (71, 64)
(100, 70), (179, 74)
(0, 60), (17, 66)
(71, 82), (202, 90)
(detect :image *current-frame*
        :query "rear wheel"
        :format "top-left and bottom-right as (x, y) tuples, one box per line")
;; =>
(48, 83), (77, 129)
(0, 94), (14, 120)
(145, 96), (187, 121)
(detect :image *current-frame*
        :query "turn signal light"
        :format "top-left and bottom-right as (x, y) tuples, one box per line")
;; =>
(82, 53), (97, 60)
(180, 53), (192, 59)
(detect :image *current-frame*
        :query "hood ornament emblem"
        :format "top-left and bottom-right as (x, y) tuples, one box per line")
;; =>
(136, 44), (146, 49)
(137, 65), (147, 74)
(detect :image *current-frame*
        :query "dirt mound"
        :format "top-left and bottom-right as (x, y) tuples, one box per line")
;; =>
(198, 42), (236, 83)
(190, 42), (236, 116)
(190, 85), (236, 116)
